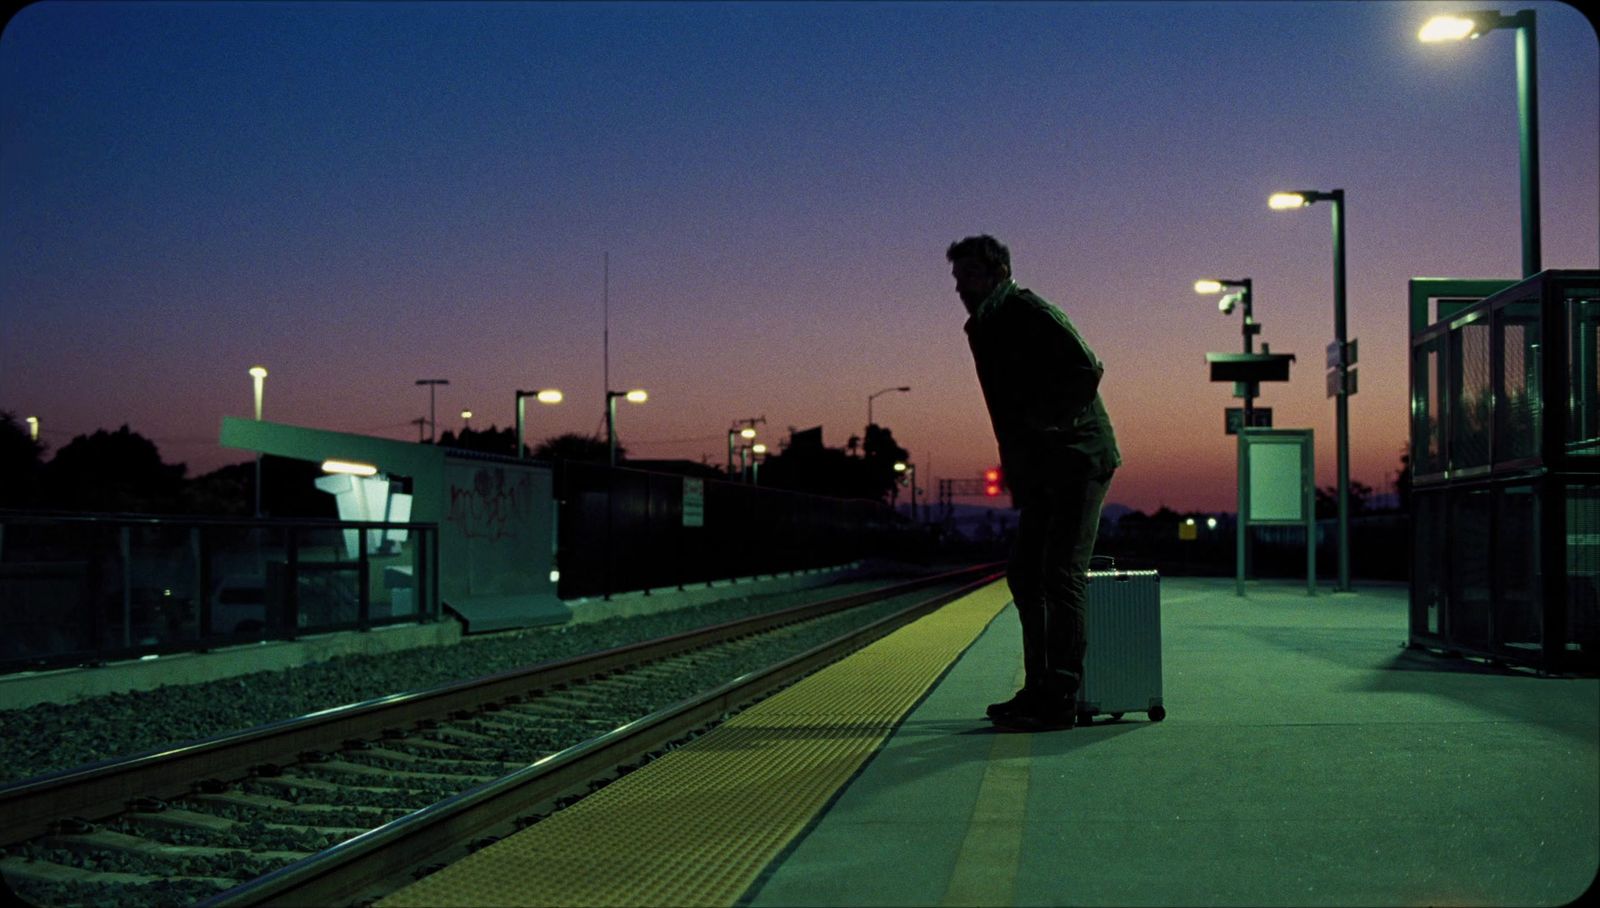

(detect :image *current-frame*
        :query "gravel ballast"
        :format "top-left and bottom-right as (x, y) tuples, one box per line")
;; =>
(0, 573), (952, 787)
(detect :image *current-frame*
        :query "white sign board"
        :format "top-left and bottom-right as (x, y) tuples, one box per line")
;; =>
(683, 478), (705, 527)
(1248, 439), (1305, 522)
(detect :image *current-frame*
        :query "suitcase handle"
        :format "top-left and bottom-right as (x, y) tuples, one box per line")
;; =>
(1089, 555), (1116, 570)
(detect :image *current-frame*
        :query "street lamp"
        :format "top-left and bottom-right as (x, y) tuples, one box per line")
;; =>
(24, 416), (38, 442)
(460, 409), (473, 431)
(249, 366), (267, 518)
(1194, 277), (1260, 427)
(728, 417), (764, 479)
(1271, 187), (1352, 591)
(867, 386), (911, 429)
(515, 389), (563, 459)
(1420, 9), (1540, 277)
(415, 379), (449, 442)
(606, 389), (648, 466)
(895, 461), (919, 522)
(751, 442), (768, 485)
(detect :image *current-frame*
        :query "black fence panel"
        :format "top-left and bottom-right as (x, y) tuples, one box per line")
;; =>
(554, 463), (902, 600)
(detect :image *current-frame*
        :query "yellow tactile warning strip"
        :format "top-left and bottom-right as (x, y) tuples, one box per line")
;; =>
(377, 579), (1014, 908)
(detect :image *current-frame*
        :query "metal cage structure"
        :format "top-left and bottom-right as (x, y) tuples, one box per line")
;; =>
(1408, 270), (1600, 673)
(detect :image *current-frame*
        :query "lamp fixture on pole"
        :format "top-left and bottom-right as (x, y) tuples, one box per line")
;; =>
(1271, 188), (1352, 591)
(515, 389), (563, 458)
(867, 386), (911, 430)
(1419, 9), (1541, 277)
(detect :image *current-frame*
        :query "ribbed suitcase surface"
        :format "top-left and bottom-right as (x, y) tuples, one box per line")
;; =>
(1079, 569), (1165, 721)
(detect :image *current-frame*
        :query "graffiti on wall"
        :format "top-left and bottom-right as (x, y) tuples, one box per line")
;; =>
(445, 467), (533, 541)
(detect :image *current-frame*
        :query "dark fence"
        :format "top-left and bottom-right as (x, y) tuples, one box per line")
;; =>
(1096, 514), (1410, 581)
(0, 510), (439, 674)
(554, 463), (908, 599)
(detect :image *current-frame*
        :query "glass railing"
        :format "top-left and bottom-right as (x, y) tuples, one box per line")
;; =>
(0, 510), (438, 674)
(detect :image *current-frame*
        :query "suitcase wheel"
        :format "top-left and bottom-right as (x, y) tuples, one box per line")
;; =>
(1148, 705), (1166, 722)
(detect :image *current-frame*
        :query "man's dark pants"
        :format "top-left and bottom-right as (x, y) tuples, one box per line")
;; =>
(1006, 470), (1113, 705)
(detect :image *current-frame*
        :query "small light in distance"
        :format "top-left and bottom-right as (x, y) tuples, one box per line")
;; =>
(740, 427), (757, 439)
(1185, 517), (1196, 526)
(536, 389), (563, 404)
(752, 443), (767, 454)
(1207, 517), (1218, 530)
(1194, 279), (1223, 294)
(894, 462), (907, 472)
(1268, 192), (1308, 210)
(625, 390), (648, 403)
(549, 570), (560, 583)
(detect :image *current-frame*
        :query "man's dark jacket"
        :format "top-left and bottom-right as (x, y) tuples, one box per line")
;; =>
(965, 284), (1120, 506)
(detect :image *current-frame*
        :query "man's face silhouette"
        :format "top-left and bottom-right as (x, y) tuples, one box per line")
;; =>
(951, 256), (1006, 313)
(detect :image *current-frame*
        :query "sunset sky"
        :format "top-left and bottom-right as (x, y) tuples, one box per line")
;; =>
(3, 0), (1596, 513)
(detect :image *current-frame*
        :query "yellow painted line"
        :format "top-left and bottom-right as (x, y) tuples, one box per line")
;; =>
(378, 579), (1014, 908)
(941, 661), (1030, 907)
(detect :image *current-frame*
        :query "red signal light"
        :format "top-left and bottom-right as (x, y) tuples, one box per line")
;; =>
(983, 467), (1002, 496)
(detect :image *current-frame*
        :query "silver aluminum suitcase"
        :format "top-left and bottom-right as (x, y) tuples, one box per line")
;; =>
(1078, 566), (1165, 722)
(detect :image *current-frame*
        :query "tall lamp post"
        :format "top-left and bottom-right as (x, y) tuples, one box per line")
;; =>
(249, 366), (267, 518)
(895, 461), (918, 522)
(415, 379), (449, 442)
(751, 443), (767, 485)
(606, 389), (648, 466)
(728, 417), (763, 480)
(867, 386), (910, 429)
(1271, 189), (1351, 591)
(515, 389), (563, 458)
(1420, 10), (1540, 277)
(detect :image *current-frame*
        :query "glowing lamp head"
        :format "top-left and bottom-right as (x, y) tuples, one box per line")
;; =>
(1207, 517), (1219, 529)
(740, 427), (757, 439)
(460, 410), (472, 419)
(894, 462), (907, 472)
(248, 366), (268, 379)
(752, 443), (767, 455)
(625, 389), (648, 403)
(1194, 279), (1224, 295)
(536, 389), (563, 404)
(1269, 192), (1309, 210)
(1419, 15), (1477, 42)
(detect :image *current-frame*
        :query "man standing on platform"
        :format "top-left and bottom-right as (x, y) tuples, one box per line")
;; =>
(947, 235), (1120, 731)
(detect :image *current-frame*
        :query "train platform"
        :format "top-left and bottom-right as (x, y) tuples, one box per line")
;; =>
(377, 577), (1600, 908)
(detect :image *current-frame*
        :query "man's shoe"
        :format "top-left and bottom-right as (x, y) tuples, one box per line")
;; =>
(991, 701), (1077, 732)
(986, 690), (1036, 720)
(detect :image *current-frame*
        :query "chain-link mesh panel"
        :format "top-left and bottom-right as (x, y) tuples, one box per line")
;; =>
(1491, 484), (1540, 654)
(1447, 488), (1492, 651)
(1568, 295), (1600, 455)
(1450, 320), (1492, 469)
(1412, 338), (1446, 476)
(1496, 302), (1541, 463)
(1567, 482), (1600, 652)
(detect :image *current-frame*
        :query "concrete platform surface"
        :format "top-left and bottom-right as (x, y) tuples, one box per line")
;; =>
(746, 578), (1599, 907)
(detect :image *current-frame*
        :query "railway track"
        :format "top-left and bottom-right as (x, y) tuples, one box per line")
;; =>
(1, 564), (1000, 907)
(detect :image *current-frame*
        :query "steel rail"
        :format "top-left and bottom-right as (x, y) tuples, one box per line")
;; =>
(199, 568), (1005, 907)
(0, 563), (996, 848)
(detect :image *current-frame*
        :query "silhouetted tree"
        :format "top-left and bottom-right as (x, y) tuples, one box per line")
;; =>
(532, 432), (620, 463)
(437, 424), (518, 457)
(43, 425), (187, 514)
(0, 411), (47, 508)
(1394, 442), (1412, 512)
(1315, 481), (1373, 518)
(761, 425), (910, 504)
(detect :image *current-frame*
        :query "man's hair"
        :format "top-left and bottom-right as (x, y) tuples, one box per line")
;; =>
(945, 235), (1010, 271)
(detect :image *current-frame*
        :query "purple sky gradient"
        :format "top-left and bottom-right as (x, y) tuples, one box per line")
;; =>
(3, 0), (1596, 513)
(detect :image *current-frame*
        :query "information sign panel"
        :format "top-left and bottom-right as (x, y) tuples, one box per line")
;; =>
(682, 478), (704, 527)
